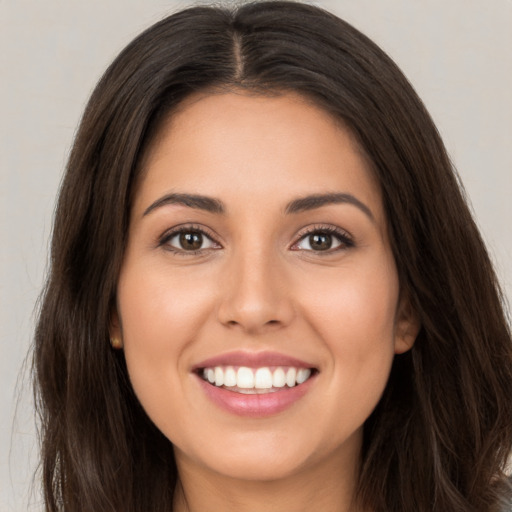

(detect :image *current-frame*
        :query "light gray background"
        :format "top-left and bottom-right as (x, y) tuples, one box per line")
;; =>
(1, 1), (511, 510)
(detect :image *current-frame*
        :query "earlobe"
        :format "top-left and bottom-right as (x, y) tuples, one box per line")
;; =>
(109, 308), (124, 350)
(110, 337), (123, 349)
(394, 295), (420, 354)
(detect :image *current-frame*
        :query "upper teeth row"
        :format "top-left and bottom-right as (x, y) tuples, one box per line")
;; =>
(202, 366), (312, 389)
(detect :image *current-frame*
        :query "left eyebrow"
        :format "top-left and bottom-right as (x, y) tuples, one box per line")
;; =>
(285, 192), (374, 222)
(143, 193), (225, 217)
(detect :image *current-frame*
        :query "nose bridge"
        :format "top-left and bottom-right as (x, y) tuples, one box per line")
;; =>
(217, 239), (293, 332)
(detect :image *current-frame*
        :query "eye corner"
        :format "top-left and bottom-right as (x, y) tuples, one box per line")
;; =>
(291, 224), (355, 254)
(157, 223), (223, 256)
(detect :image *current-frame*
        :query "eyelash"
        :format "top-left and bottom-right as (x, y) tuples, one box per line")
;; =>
(158, 224), (219, 256)
(158, 224), (354, 256)
(291, 225), (354, 254)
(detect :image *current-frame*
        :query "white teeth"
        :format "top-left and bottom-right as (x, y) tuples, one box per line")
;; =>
(297, 368), (311, 384)
(272, 367), (286, 388)
(201, 365), (314, 390)
(214, 367), (224, 387)
(254, 368), (273, 389)
(286, 367), (297, 387)
(224, 366), (237, 387)
(237, 367), (255, 389)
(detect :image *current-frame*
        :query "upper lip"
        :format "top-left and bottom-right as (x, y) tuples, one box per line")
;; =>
(192, 350), (316, 370)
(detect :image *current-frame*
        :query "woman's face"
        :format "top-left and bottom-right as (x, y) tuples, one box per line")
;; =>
(113, 91), (417, 482)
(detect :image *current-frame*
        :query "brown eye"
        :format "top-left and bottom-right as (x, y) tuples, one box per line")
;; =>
(179, 232), (203, 251)
(308, 233), (333, 251)
(163, 229), (218, 253)
(294, 228), (350, 253)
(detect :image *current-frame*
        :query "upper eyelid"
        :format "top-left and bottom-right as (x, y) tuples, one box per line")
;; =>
(159, 224), (222, 247)
(294, 224), (353, 241)
(290, 224), (354, 251)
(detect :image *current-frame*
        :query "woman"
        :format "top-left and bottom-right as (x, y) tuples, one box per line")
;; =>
(33, 1), (512, 511)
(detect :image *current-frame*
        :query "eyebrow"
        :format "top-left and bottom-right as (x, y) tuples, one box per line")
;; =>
(143, 191), (374, 221)
(285, 192), (374, 221)
(143, 193), (225, 216)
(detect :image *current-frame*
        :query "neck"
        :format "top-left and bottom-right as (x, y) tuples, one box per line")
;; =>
(172, 440), (364, 512)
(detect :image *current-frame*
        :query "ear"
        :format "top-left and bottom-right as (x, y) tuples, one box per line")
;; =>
(394, 292), (420, 354)
(109, 307), (124, 350)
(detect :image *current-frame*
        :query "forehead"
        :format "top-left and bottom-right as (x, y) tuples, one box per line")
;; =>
(135, 91), (383, 221)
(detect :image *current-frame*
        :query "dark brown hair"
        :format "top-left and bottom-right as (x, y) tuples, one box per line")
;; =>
(33, 2), (512, 511)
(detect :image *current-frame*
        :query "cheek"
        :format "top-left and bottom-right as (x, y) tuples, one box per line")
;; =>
(119, 261), (214, 350)
(116, 263), (216, 420)
(304, 251), (399, 343)
(300, 253), (399, 404)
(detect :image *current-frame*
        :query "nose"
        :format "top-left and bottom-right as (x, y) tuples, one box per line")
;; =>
(216, 246), (295, 334)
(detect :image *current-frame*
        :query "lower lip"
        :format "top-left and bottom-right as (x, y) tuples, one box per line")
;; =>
(196, 374), (316, 417)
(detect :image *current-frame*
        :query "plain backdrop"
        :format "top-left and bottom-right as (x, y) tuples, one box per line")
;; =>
(1, 1), (511, 510)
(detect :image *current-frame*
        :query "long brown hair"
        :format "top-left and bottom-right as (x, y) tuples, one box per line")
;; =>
(33, 2), (512, 511)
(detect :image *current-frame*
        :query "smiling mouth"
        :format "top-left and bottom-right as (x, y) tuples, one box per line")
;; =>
(198, 365), (317, 394)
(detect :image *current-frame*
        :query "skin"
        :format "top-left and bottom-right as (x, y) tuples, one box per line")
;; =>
(112, 91), (419, 512)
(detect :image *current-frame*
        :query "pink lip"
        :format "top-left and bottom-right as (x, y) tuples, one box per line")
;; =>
(192, 350), (318, 417)
(196, 373), (316, 417)
(193, 350), (315, 370)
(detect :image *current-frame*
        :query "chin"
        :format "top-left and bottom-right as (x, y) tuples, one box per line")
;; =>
(175, 430), (341, 484)
(205, 453), (310, 482)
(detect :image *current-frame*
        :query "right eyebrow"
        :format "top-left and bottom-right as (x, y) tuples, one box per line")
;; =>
(284, 192), (375, 223)
(142, 193), (225, 217)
